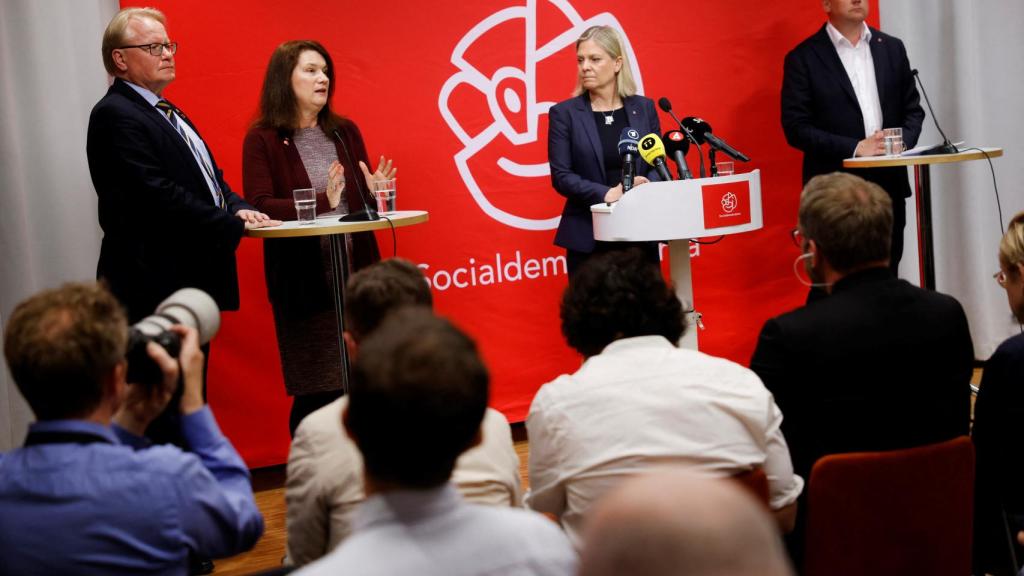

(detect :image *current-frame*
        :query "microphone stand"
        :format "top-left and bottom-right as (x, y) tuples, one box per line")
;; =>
(912, 69), (959, 155)
(666, 110), (706, 177)
(708, 148), (718, 177)
(332, 130), (379, 222)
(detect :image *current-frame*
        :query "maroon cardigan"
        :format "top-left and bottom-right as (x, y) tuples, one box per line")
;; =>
(242, 120), (380, 314)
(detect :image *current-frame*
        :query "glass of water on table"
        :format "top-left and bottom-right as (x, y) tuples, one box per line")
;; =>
(372, 179), (397, 214)
(882, 128), (904, 156)
(292, 188), (316, 225)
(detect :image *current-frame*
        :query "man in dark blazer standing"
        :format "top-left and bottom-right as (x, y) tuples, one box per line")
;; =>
(781, 0), (925, 271)
(750, 172), (973, 567)
(87, 7), (277, 323)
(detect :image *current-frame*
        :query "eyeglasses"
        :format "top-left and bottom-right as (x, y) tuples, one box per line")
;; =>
(118, 42), (178, 57)
(994, 270), (1008, 287)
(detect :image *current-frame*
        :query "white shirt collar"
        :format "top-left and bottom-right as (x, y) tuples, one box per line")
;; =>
(598, 335), (676, 355)
(825, 21), (872, 49)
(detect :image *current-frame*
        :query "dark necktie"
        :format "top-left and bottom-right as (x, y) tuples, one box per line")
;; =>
(155, 99), (226, 209)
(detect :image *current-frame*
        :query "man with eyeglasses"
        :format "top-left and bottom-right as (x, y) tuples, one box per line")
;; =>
(749, 171), (973, 568)
(87, 7), (278, 327)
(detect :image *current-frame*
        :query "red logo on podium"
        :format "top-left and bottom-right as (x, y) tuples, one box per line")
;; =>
(701, 180), (751, 229)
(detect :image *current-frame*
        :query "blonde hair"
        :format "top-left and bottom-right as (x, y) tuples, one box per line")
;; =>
(101, 7), (166, 75)
(999, 211), (1024, 274)
(572, 26), (637, 98)
(799, 172), (892, 272)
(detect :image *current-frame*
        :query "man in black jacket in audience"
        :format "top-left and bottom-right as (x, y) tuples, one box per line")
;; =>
(750, 172), (973, 567)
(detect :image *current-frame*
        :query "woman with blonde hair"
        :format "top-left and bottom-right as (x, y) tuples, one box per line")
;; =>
(972, 210), (1024, 575)
(547, 25), (662, 276)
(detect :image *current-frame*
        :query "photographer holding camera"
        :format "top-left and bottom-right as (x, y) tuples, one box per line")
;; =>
(0, 282), (263, 575)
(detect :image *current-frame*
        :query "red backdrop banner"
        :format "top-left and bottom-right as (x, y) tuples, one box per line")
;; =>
(119, 0), (878, 467)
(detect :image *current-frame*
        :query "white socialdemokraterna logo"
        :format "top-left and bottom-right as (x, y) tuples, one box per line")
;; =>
(721, 192), (738, 214)
(438, 0), (644, 231)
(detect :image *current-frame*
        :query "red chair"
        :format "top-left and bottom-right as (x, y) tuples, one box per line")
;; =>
(803, 436), (974, 576)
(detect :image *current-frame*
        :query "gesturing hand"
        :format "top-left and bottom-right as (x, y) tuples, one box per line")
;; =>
(359, 155), (398, 190)
(326, 161), (346, 208)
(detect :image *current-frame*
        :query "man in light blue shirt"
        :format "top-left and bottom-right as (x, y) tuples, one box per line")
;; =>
(0, 282), (264, 575)
(297, 309), (576, 576)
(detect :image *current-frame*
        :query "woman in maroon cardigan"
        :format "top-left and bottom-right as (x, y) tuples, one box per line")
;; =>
(243, 40), (396, 434)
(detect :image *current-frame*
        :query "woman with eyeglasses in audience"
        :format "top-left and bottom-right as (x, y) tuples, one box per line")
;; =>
(972, 210), (1024, 576)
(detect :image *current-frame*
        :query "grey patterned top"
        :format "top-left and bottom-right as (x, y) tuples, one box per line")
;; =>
(293, 126), (349, 214)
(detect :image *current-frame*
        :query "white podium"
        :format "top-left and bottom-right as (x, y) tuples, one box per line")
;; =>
(591, 170), (763, 349)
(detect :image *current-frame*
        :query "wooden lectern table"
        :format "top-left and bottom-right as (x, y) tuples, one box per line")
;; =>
(844, 147), (1002, 290)
(246, 210), (429, 390)
(591, 171), (763, 349)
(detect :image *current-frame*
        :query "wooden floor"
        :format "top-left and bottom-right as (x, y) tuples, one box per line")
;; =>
(213, 426), (531, 575)
(213, 367), (985, 575)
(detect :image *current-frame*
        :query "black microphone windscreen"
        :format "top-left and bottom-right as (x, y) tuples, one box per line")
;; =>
(617, 127), (640, 156)
(663, 131), (689, 155)
(658, 97), (673, 113)
(681, 117), (712, 144)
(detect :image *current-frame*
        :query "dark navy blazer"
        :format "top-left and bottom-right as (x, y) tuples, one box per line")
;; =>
(87, 78), (252, 320)
(548, 93), (662, 253)
(781, 24), (925, 198)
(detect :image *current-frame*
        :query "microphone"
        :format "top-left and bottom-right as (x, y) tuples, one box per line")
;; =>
(617, 127), (640, 192)
(658, 97), (706, 177)
(638, 133), (674, 182)
(680, 117), (751, 162)
(332, 129), (379, 222)
(662, 130), (692, 180)
(911, 69), (958, 155)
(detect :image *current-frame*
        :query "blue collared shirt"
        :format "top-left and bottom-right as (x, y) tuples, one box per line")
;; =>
(297, 484), (577, 576)
(0, 407), (264, 575)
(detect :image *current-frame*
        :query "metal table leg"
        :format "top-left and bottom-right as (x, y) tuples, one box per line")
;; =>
(328, 233), (351, 392)
(914, 164), (935, 290)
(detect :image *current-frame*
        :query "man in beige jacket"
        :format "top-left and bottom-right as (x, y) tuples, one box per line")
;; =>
(284, 259), (522, 566)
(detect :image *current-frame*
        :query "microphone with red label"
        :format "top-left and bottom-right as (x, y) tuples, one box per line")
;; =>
(663, 130), (692, 180)
(638, 133), (674, 182)
(658, 96), (705, 177)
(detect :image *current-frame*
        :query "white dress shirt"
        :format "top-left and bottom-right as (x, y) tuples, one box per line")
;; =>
(285, 398), (523, 566)
(295, 484), (576, 576)
(526, 335), (804, 549)
(826, 21), (883, 140)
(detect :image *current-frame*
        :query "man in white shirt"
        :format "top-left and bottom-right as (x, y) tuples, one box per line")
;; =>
(781, 0), (924, 270)
(285, 259), (522, 567)
(297, 309), (575, 576)
(526, 250), (803, 550)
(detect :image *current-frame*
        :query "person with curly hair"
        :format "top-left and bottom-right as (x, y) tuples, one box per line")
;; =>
(526, 249), (802, 550)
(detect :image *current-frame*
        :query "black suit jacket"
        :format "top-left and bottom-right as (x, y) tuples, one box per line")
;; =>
(88, 79), (251, 320)
(781, 24), (925, 198)
(548, 94), (662, 253)
(750, 267), (973, 482)
(971, 332), (1024, 574)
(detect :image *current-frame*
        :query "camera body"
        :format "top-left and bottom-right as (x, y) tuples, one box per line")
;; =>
(124, 288), (220, 387)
